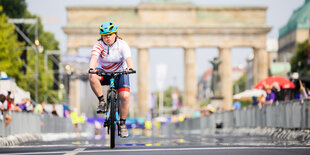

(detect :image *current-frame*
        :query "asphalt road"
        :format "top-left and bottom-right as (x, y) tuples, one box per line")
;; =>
(1, 129), (310, 155)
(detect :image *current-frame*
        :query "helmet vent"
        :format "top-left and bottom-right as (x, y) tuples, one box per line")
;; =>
(109, 26), (114, 31)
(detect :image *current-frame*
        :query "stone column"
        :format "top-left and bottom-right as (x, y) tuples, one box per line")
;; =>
(137, 48), (150, 118)
(69, 79), (80, 113)
(253, 49), (258, 85)
(219, 47), (232, 111)
(253, 47), (268, 84)
(183, 48), (197, 113)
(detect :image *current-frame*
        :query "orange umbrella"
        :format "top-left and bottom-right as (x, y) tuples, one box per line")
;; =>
(254, 76), (295, 89)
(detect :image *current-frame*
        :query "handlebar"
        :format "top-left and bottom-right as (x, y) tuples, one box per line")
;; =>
(89, 69), (136, 76)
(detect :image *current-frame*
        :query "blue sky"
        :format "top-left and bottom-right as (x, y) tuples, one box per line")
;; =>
(25, 0), (305, 92)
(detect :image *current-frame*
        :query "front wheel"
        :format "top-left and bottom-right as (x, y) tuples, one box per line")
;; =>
(109, 91), (117, 149)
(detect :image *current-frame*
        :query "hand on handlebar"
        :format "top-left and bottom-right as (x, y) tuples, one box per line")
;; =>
(88, 68), (97, 74)
(125, 68), (135, 73)
(88, 68), (136, 75)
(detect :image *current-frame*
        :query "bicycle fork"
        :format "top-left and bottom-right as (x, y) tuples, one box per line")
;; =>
(104, 89), (119, 135)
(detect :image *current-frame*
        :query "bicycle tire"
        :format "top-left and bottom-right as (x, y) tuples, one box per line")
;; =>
(117, 96), (121, 136)
(109, 90), (116, 149)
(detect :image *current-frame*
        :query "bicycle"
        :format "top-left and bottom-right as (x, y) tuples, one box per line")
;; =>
(89, 69), (136, 148)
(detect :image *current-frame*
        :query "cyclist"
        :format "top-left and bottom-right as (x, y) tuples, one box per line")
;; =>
(89, 21), (134, 138)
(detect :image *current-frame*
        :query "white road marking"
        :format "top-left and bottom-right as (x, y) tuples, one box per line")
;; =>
(2, 146), (310, 154)
(64, 148), (86, 155)
(0, 144), (78, 148)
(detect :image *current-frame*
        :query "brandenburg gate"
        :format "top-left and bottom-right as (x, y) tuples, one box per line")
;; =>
(63, 2), (270, 117)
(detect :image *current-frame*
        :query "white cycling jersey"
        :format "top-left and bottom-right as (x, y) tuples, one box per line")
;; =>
(91, 39), (131, 72)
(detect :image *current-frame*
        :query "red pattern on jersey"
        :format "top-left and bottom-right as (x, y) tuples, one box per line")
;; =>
(93, 43), (108, 58)
(113, 62), (124, 71)
(98, 43), (104, 50)
(95, 46), (102, 51)
(101, 62), (124, 71)
(101, 63), (118, 70)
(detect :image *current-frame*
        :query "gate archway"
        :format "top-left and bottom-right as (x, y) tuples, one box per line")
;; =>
(63, 2), (271, 117)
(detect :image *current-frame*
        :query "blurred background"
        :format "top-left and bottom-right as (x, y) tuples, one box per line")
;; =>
(1, 0), (310, 150)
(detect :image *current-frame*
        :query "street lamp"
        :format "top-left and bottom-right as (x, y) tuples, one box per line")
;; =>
(8, 18), (40, 104)
(64, 65), (73, 105)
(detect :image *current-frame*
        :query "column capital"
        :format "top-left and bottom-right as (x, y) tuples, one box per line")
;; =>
(182, 45), (196, 50)
(253, 46), (266, 51)
(136, 47), (149, 50)
(217, 46), (231, 51)
(183, 47), (196, 52)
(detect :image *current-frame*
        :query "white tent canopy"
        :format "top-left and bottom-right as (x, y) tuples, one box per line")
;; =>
(233, 89), (266, 101)
(0, 75), (31, 103)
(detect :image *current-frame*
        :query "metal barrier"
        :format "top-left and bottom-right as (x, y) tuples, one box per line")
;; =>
(165, 100), (310, 135)
(0, 112), (89, 137)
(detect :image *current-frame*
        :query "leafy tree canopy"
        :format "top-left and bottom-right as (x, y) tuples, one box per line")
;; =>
(0, 0), (27, 18)
(0, 6), (24, 81)
(0, 0), (61, 103)
(290, 39), (310, 76)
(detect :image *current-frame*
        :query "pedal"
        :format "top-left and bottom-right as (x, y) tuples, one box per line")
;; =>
(117, 123), (121, 136)
(104, 121), (109, 127)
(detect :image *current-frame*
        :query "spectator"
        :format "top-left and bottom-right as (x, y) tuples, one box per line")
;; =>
(63, 104), (70, 118)
(232, 99), (241, 110)
(199, 107), (208, 117)
(265, 85), (275, 105)
(17, 98), (27, 112)
(0, 94), (12, 127)
(25, 98), (34, 112)
(272, 83), (281, 102)
(192, 107), (201, 118)
(34, 101), (46, 114)
(7, 93), (22, 112)
(51, 104), (58, 116)
(258, 94), (266, 107)
(70, 108), (80, 134)
(4, 91), (12, 111)
(206, 104), (215, 115)
(252, 96), (259, 107)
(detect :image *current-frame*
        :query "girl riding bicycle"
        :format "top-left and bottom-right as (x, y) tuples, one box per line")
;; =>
(88, 21), (134, 138)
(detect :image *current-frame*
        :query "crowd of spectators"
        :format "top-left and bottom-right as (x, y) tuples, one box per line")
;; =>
(0, 90), (61, 127)
(256, 83), (310, 108)
(242, 82), (310, 109)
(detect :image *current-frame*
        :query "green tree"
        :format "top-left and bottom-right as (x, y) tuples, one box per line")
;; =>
(233, 72), (246, 94)
(0, 7), (24, 81)
(0, 0), (61, 103)
(0, 0), (27, 18)
(232, 72), (253, 108)
(290, 39), (310, 76)
(155, 86), (183, 109)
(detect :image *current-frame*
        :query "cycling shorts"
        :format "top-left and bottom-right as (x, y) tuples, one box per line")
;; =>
(100, 74), (130, 93)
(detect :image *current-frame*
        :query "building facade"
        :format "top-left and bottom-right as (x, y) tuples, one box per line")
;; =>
(278, 0), (310, 62)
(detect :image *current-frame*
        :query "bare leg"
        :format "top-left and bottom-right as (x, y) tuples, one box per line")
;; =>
(119, 91), (130, 120)
(5, 114), (12, 127)
(89, 74), (103, 97)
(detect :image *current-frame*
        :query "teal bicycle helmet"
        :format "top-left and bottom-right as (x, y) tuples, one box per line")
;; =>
(99, 21), (118, 35)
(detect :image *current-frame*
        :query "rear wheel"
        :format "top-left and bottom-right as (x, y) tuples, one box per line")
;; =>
(109, 91), (116, 149)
